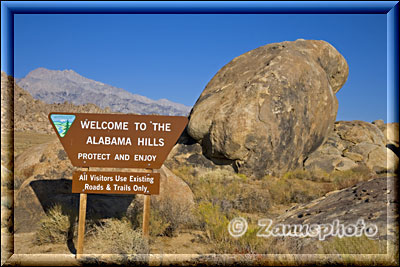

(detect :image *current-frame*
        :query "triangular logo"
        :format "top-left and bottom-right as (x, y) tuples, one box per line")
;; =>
(50, 114), (76, 137)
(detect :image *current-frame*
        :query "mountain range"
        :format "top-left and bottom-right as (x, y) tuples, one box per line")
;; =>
(16, 68), (191, 116)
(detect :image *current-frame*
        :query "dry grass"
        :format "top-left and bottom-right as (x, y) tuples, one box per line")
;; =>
(264, 167), (374, 206)
(195, 201), (290, 254)
(173, 168), (272, 214)
(35, 204), (70, 244)
(91, 218), (149, 254)
(319, 235), (387, 254)
(174, 166), (374, 213)
(171, 165), (382, 255)
(148, 209), (170, 237)
(317, 235), (397, 265)
(132, 197), (195, 237)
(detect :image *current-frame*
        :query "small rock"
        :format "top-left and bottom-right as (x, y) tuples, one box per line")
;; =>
(372, 119), (385, 132)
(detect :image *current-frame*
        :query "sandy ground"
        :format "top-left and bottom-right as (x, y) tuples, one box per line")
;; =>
(12, 229), (212, 256)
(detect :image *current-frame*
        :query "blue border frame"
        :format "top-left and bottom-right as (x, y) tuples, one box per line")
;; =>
(1, 1), (399, 264)
(387, 3), (399, 123)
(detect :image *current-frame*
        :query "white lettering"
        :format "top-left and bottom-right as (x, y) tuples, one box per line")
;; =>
(134, 122), (147, 131)
(77, 152), (111, 160)
(80, 120), (128, 130)
(114, 154), (130, 160)
(86, 136), (132, 146)
(137, 137), (164, 146)
(152, 122), (171, 131)
(133, 154), (157, 162)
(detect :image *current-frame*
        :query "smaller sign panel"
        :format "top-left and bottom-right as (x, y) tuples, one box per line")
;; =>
(72, 171), (160, 195)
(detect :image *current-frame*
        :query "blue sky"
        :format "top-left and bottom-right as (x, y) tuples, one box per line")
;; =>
(13, 14), (392, 122)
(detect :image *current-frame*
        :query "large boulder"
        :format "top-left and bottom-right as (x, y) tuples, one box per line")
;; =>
(187, 39), (348, 177)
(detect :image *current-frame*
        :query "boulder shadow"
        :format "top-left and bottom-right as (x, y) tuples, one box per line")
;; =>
(30, 179), (135, 254)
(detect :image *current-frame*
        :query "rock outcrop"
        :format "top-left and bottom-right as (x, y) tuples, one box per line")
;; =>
(276, 176), (398, 241)
(304, 120), (399, 173)
(187, 39), (348, 177)
(14, 140), (194, 233)
(2, 71), (114, 135)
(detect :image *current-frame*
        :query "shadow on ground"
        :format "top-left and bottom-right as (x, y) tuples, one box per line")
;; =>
(29, 179), (135, 253)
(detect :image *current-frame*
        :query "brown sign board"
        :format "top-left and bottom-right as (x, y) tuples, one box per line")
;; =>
(49, 112), (188, 168)
(72, 171), (160, 195)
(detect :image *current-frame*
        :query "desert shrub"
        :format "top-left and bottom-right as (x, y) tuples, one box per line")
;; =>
(265, 175), (323, 205)
(35, 204), (70, 244)
(266, 166), (374, 206)
(91, 218), (149, 254)
(238, 188), (272, 214)
(195, 201), (290, 254)
(172, 165), (194, 183)
(148, 209), (170, 237)
(131, 196), (194, 237)
(196, 201), (230, 243)
(194, 170), (242, 211)
(135, 204), (173, 237)
(152, 199), (194, 236)
(236, 173), (248, 181)
(283, 169), (331, 182)
(330, 168), (373, 190)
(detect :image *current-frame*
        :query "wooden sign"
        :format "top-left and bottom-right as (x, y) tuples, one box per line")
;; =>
(72, 171), (160, 195)
(48, 112), (188, 169)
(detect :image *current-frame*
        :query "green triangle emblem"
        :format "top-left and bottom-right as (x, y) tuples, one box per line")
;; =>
(50, 114), (76, 137)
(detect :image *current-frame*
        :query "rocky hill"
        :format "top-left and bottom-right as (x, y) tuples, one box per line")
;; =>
(0, 71), (110, 134)
(16, 67), (191, 116)
(19, 84), (111, 134)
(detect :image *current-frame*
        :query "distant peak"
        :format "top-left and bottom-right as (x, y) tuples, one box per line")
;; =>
(25, 67), (81, 79)
(63, 69), (77, 73)
(28, 67), (50, 73)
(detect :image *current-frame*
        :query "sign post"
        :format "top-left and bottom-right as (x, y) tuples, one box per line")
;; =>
(142, 194), (151, 237)
(142, 168), (153, 238)
(76, 192), (87, 259)
(49, 113), (187, 258)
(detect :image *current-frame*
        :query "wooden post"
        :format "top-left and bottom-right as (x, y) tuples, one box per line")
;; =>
(76, 193), (87, 258)
(76, 168), (88, 259)
(142, 194), (150, 237)
(142, 169), (152, 237)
